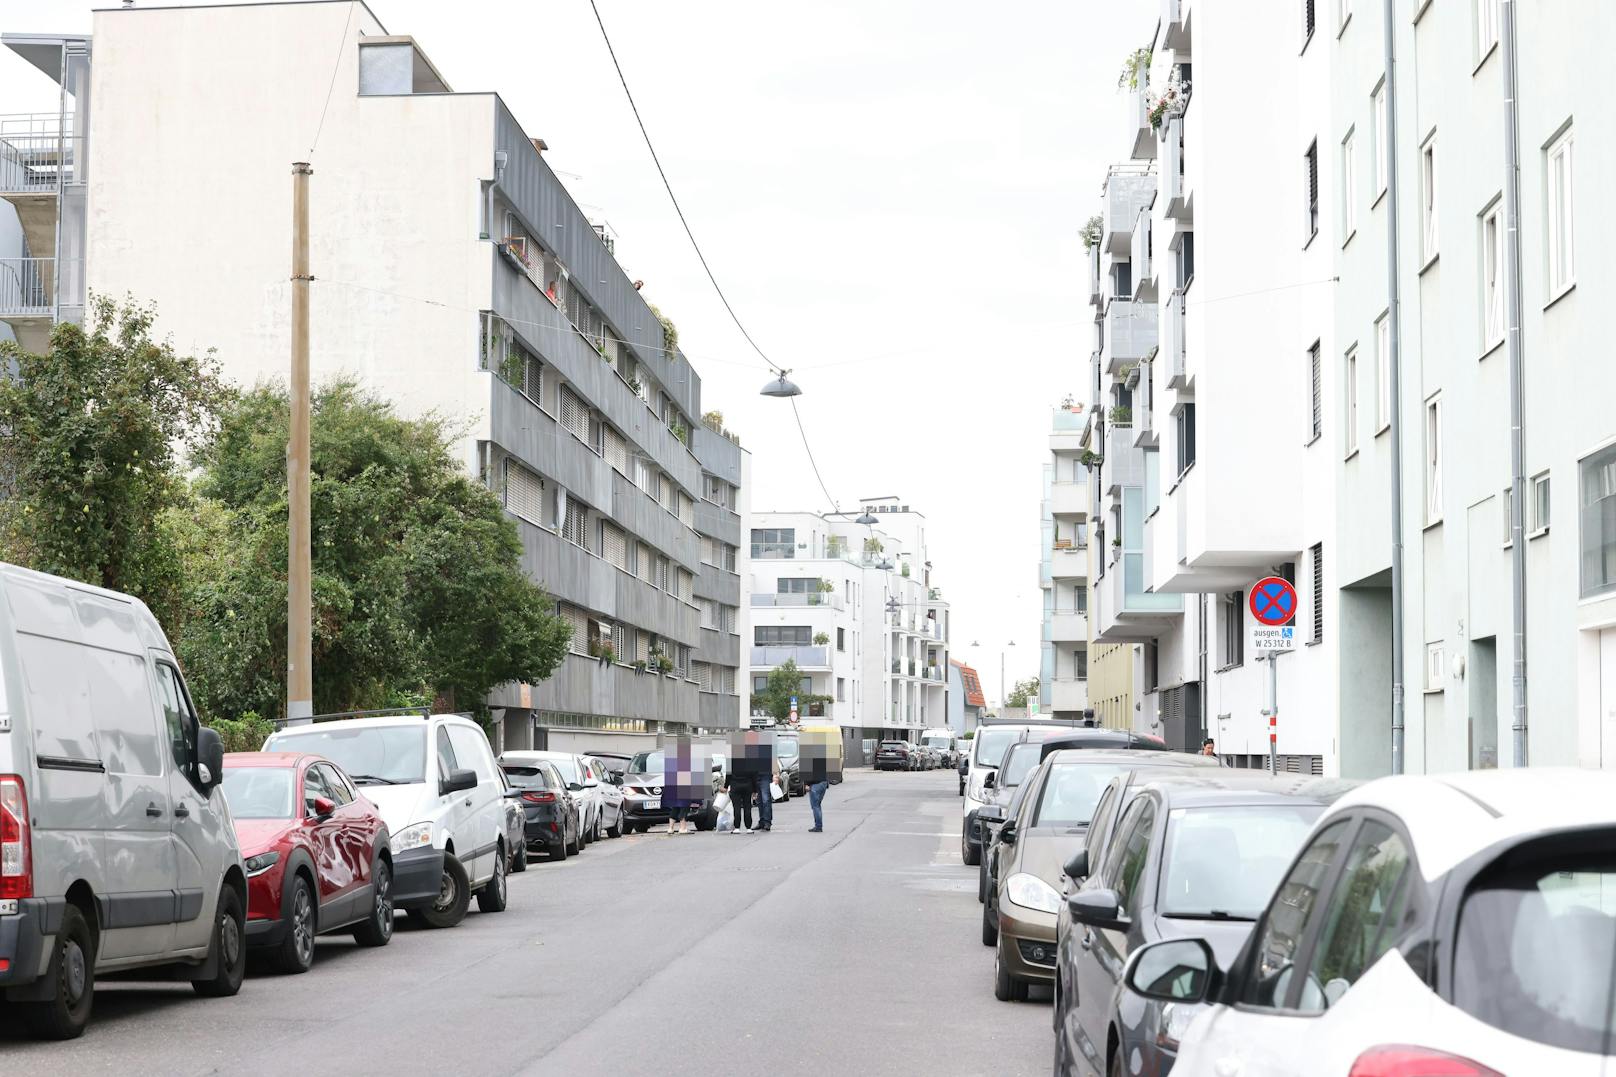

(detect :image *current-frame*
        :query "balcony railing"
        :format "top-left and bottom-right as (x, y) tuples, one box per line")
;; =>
(1103, 169), (1155, 254)
(750, 592), (844, 610)
(0, 115), (82, 194)
(1164, 290), (1188, 388)
(0, 258), (53, 316)
(1128, 85), (1156, 161)
(750, 645), (828, 668)
(1104, 299), (1159, 374)
(1163, 115), (1190, 221)
(1104, 427), (1145, 494)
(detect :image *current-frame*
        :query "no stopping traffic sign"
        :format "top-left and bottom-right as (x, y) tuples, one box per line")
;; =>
(1249, 577), (1298, 626)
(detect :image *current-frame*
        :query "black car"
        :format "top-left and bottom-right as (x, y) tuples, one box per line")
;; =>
(1054, 773), (1354, 1077)
(874, 741), (913, 771)
(1038, 727), (1170, 758)
(499, 759), (582, 861)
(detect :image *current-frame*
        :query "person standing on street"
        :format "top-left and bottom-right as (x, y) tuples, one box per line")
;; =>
(754, 736), (779, 832)
(725, 733), (757, 834)
(808, 775), (830, 832)
(662, 738), (702, 835)
(1202, 738), (1217, 758)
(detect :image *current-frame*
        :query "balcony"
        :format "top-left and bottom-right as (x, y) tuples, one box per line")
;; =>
(750, 592), (844, 611)
(1127, 85), (1156, 161)
(1087, 244), (1101, 304)
(1162, 290), (1188, 389)
(0, 256), (52, 315)
(528, 652), (701, 728)
(1131, 213), (1155, 301)
(1103, 170), (1156, 255)
(1093, 548), (1183, 642)
(750, 645), (829, 669)
(1051, 479), (1088, 518)
(1163, 116), (1191, 222)
(1047, 611), (1089, 642)
(1103, 299), (1158, 376)
(1051, 677), (1089, 713)
(1162, 0), (1190, 51)
(1103, 426), (1145, 495)
(1050, 546), (1087, 580)
(0, 116), (81, 195)
(1133, 364), (1158, 449)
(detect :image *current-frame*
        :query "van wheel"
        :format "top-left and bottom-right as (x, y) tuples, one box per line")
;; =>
(352, 858), (393, 947)
(193, 886), (246, 997)
(409, 854), (470, 929)
(19, 904), (94, 1039)
(268, 874), (316, 974)
(476, 842), (508, 913)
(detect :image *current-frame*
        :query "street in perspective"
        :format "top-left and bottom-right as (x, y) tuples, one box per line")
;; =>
(0, 1), (1613, 1075)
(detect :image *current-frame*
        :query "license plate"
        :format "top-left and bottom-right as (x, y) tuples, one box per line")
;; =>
(647, 798), (660, 810)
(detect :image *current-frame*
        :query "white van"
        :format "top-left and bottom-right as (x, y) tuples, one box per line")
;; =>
(0, 564), (245, 1039)
(263, 713), (511, 928)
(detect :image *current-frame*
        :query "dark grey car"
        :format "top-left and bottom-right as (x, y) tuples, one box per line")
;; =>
(1054, 773), (1354, 1077)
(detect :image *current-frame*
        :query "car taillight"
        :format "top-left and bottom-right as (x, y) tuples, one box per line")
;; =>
(0, 775), (32, 900)
(1348, 1046), (1503, 1077)
(522, 791), (557, 804)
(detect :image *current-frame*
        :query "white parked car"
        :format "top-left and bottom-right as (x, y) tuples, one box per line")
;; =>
(0, 564), (246, 1039)
(264, 713), (511, 930)
(501, 750), (616, 844)
(1120, 768), (1616, 1077)
(585, 756), (626, 838)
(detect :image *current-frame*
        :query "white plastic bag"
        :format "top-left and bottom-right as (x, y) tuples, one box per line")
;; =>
(768, 781), (784, 802)
(713, 791), (733, 831)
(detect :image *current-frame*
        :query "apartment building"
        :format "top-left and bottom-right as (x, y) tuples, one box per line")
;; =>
(947, 659), (987, 735)
(747, 506), (950, 759)
(1080, 0), (1616, 775)
(1, 2), (749, 750)
(1038, 404), (1091, 721)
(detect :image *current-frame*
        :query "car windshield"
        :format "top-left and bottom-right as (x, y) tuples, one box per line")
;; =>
(547, 757), (581, 783)
(264, 725), (426, 785)
(881, 741), (908, 748)
(973, 729), (1020, 768)
(924, 736), (951, 749)
(221, 766), (295, 819)
(776, 738), (800, 762)
(1001, 745), (1043, 787)
(1452, 848), (1616, 1054)
(501, 765), (553, 790)
(1030, 763), (1134, 828)
(629, 751), (664, 774)
(1160, 805), (1323, 920)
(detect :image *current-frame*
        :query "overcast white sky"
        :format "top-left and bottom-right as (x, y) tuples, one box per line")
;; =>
(2, 0), (1150, 702)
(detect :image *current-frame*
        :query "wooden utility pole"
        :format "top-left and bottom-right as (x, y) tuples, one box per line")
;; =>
(288, 161), (314, 725)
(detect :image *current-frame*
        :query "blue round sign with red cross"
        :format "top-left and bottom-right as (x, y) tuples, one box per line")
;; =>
(1249, 576), (1298, 627)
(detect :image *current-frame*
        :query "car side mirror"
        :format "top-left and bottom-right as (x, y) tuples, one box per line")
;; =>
(568, 782), (584, 792)
(983, 772), (996, 789)
(197, 726), (225, 792)
(310, 796), (336, 820)
(1063, 849), (1089, 881)
(440, 767), (478, 796)
(998, 821), (1017, 845)
(1067, 887), (1128, 932)
(1122, 937), (1218, 1004)
(585, 779), (600, 788)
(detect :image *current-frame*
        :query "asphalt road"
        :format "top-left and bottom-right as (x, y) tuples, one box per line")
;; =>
(0, 768), (1053, 1076)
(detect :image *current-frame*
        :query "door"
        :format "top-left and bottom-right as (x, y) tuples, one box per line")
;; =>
(153, 659), (222, 952)
(434, 725), (474, 874)
(301, 764), (353, 919)
(1602, 628), (1616, 769)
(1181, 818), (1355, 1077)
(322, 764), (376, 899)
(445, 725), (499, 885)
(1074, 795), (1155, 1073)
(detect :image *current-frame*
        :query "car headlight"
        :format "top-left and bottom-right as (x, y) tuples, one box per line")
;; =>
(390, 821), (433, 855)
(1006, 872), (1061, 915)
(1157, 1002), (1199, 1050)
(243, 850), (280, 877)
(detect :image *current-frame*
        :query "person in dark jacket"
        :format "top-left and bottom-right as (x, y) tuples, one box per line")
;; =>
(661, 737), (704, 835)
(725, 763), (756, 834)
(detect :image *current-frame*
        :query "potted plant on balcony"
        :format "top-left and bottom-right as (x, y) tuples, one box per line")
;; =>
(863, 536), (884, 556)
(626, 377), (643, 396)
(900, 563), (911, 578)
(672, 423), (689, 445)
(1109, 405), (1133, 425)
(813, 632), (830, 646)
(632, 658), (648, 674)
(1117, 47), (1152, 91)
(1080, 215), (1104, 251)
(1147, 74), (1191, 132)
(587, 639), (616, 666)
(1080, 448), (1104, 469)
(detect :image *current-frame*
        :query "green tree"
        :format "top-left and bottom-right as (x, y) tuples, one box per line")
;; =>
(172, 380), (571, 723)
(0, 296), (225, 626)
(1006, 677), (1041, 708)
(749, 658), (830, 722)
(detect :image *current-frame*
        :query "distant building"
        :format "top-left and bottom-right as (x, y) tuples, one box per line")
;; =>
(947, 660), (986, 734)
(1038, 405), (1090, 721)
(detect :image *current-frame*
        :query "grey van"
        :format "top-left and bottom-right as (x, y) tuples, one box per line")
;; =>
(0, 564), (246, 1038)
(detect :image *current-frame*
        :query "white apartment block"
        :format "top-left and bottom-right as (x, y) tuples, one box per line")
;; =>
(748, 507), (950, 760)
(1039, 406), (1091, 720)
(0, 2), (750, 752)
(1083, 0), (1616, 776)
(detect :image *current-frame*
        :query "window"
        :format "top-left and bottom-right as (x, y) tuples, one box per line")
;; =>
(1143, 642), (1158, 691)
(562, 497), (588, 548)
(601, 523), (628, 571)
(836, 677), (845, 702)
(1371, 81), (1388, 198)
(558, 385), (588, 442)
(1176, 403), (1197, 475)
(1239, 820), (1350, 1008)
(1426, 396), (1442, 523)
(503, 459), (544, 527)
(755, 625), (811, 646)
(447, 725), (496, 783)
(1426, 641), (1445, 692)
(1475, 0), (1499, 59)
(1220, 591), (1244, 669)
(1340, 129), (1357, 238)
(751, 528), (796, 559)
(1529, 472), (1550, 534)
(1546, 126), (1575, 295)
(1337, 0), (1351, 32)
(777, 577), (820, 595)
(604, 425), (628, 476)
(1309, 543), (1324, 643)
(1177, 231), (1195, 288)
(434, 726), (459, 781)
(1307, 341), (1322, 442)
(1579, 444), (1616, 598)
(1375, 313), (1391, 432)
(1502, 486), (1515, 546)
(1075, 648), (1089, 679)
(1420, 134), (1437, 260)
(1304, 140), (1319, 241)
(752, 676), (768, 695)
(1295, 822), (1411, 1012)
(1482, 201), (1504, 347)
(1101, 797), (1156, 916)
(1345, 346), (1359, 454)
(836, 627), (846, 652)
(155, 662), (198, 779)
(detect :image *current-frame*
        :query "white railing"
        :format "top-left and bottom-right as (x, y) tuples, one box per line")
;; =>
(0, 258), (53, 315)
(750, 592), (844, 610)
(0, 114), (82, 194)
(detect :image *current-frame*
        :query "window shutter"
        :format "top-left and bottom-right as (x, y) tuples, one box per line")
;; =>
(562, 606), (590, 653)
(563, 499), (588, 547)
(1309, 343), (1322, 440)
(605, 426), (629, 475)
(1310, 543), (1324, 642)
(559, 385), (586, 440)
(602, 524), (628, 570)
(503, 459), (545, 526)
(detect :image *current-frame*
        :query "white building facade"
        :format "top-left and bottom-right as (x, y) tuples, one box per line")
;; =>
(1082, 0), (1616, 775)
(748, 506), (950, 760)
(1039, 405), (1091, 720)
(2, 1), (750, 751)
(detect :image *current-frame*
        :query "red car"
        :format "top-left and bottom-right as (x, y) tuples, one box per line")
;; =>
(221, 752), (394, 973)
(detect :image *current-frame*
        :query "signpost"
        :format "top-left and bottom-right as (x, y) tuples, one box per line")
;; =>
(1248, 577), (1298, 775)
(789, 694), (799, 724)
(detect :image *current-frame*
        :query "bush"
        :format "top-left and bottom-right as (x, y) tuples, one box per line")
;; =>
(207, 711), (277, 753)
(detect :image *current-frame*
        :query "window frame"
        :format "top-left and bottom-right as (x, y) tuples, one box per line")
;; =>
(1481, 199), (1505, 351)
(1304, 139), (1320, 244)
(1340, 127), (1357, 243)
(1420, 131), (1438, 264)
(1474, 0), (1499, 65)
(1578, 443), (1616, 598)
(1425, 640), (1445, 693)
(1371, 80), (1389, 202)
(1344, 345), (1360, 457)
(1292, 818), (1414, 1013)
(1307, 340), (1323, 444)
(1425, 394), (1443, 525)
(1545, 125), (1575, 299)
(1528, 471), (1550, 536)
(1375, 313), (1391, 435)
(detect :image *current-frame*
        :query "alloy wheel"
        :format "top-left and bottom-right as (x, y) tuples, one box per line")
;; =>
(374, 866), (393, 939)
(292, 885), (315, 967)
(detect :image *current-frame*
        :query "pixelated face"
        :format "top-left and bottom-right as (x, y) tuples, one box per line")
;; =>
(799, 729), (843, 784)
(662, 737), (713, 803)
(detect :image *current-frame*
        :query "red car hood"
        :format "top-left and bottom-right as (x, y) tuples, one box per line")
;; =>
(235, 818), (297, 858)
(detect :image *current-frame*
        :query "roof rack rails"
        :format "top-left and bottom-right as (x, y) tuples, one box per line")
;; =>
(269, 706), (432, 727)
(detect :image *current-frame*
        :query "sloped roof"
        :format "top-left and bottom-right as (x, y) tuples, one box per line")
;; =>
(950, 660), (987, 707)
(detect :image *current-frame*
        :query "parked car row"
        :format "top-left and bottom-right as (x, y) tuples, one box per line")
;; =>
(874, 739), (951, 771)
(959, 710), (1616, 1075)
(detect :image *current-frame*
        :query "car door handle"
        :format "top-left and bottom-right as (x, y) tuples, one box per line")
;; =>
(1081, 929), (1093, 950)
(145, 803), (163, 817)
(174, 803), (190, 818)
(463, 797), (472, 807)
